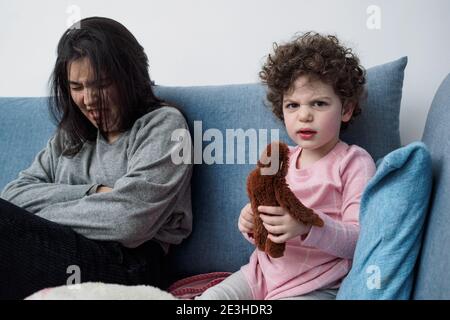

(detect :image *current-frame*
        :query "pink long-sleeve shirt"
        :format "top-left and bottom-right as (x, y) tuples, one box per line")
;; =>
(241, 141), (376, 300)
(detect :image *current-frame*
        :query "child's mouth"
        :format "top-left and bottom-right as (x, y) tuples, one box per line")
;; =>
(297, 129), (317, 140)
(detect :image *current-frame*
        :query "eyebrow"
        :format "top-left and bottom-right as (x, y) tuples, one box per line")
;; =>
(283, 96), (332, 103)
(69, 78), (110, 86)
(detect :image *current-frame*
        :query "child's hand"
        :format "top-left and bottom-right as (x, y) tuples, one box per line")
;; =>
(258, 205), (312, 243)
(238, 203), (254, 234)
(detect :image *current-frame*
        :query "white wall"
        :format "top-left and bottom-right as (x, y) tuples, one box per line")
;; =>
(1, 0), (449, 145)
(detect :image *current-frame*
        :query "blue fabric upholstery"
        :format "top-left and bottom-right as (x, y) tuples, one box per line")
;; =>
(0, 57), (407, 281)
(0, 97), (56, 190)
(341, 57), (407, 162)
(413, 73), (450, 299)
(337, 142), (432, 300)
(154, 84), (291, 278)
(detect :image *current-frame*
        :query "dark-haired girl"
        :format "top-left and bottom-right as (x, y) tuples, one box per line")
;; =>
(0, 17), (192, 299)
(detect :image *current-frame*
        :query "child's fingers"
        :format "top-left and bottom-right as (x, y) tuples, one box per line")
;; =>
(260, 213), (282, 225)
(267, 233), (287, 244)
(263, 222), (284, 235)
(239, 214), (254, 231)
(242, 203), (253, 216)
(241, 217), (253, 228)
(243, 209), (254, 219)
(242, 209), (254, 222)
(258, 206), (284, 215)
(239, 222), (253, 234)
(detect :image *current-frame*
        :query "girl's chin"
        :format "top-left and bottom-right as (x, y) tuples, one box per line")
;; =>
(296, 140), (318, 148)
(296, 141), (328, 153)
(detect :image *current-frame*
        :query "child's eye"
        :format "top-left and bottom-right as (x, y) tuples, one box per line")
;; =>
(284, 103), (299, 109)
(312, 101), (328, 108)
(70, 86), (82, 91)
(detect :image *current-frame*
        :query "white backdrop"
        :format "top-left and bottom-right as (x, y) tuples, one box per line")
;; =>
(1, 0), (449, 145)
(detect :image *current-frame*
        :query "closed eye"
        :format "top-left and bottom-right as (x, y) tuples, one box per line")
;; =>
(69, 78), (111, 91)
(69, 81), (83, 91)
(96, 79), (112, 89)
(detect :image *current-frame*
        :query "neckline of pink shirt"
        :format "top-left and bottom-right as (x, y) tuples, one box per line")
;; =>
(289, 140), (347, 176)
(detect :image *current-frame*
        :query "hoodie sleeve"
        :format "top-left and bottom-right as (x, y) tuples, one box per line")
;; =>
(1, 133), (97, 212)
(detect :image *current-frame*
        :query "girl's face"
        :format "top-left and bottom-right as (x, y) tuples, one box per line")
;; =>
(282, 75), (354, 158)
(68, 57), (121, 142)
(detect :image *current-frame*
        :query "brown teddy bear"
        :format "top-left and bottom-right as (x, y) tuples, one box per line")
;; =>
(247, 141), (324, 258)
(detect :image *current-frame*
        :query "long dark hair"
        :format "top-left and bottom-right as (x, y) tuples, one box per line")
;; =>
(49, 16), (163, 156)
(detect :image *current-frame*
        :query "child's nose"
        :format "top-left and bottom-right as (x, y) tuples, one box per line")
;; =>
(297, 106), (313, 122)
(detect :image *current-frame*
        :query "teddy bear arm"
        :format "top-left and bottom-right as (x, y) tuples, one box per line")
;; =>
(274, 182), (324, 227)
(247, 180), (268, 251)
(250, 189), (285, 258)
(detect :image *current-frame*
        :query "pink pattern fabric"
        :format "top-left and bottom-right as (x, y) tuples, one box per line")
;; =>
(241, 141), (376, 300)
(168, 272), (232, 299)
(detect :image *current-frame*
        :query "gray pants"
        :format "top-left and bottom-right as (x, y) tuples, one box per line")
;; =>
(196, 270), (338, 300)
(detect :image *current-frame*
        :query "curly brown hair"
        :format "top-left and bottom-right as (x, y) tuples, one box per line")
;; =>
(259, 32), (366, 131)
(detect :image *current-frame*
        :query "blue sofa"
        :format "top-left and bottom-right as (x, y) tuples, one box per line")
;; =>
(1, 64), (449, 299)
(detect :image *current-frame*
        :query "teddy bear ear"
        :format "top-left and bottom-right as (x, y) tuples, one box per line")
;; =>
(258, 143), (272, 167)
(258, 141), (286, 168)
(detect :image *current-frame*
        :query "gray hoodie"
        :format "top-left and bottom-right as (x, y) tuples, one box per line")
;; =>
(1, 106), (193, 253)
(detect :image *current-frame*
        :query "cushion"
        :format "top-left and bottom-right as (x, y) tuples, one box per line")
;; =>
(154, 57), (408, 280)
(168, 272), (232, 299)
(0, 97), (56, 191)
(25, 282), (177, 300)
(413, 73), (450, 299)
(340, 56), (407, 162)
(336, 142), (432, 300)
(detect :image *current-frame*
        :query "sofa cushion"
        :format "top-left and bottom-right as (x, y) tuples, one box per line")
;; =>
(336, 142), (432, 300)
(154, 57), (407, 280)
(413, 73), (450, 299)
(340, 56), (407, 162)
(0, 97), (56, 190)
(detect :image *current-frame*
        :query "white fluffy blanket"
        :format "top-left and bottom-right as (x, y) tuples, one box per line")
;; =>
(25, 282), (178, 300)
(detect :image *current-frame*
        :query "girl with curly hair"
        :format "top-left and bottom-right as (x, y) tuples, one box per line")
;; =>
(198, 32), (376, 300)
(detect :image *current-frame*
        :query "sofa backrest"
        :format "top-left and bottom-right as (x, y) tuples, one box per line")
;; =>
(413, 73), (450, 299)
(0, 56), (405, 281)
(154, 85), (290, 279)
(0, 97), (56, 189)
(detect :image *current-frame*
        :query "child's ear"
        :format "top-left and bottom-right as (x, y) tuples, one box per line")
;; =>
(342, 101), (355, 122)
